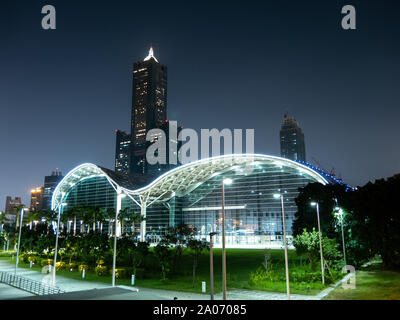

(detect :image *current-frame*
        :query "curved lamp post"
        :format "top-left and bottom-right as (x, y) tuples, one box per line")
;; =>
(273, 193), (290, 300)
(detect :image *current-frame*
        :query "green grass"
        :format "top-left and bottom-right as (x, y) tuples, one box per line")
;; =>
(0, 249), (331, 295)
(325, 265), (400, 300)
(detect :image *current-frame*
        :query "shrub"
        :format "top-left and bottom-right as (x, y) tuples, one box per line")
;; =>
(41, 259), (53, 267)
(111, 268), (128, 279)
(56, 261), (67, 271)
(28, 255), (40, 264)
(79, 264), (88, 272)
(68, 262), (77, 271)
(95, 265), (108, 276)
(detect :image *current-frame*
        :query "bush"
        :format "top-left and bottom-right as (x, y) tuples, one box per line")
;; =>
(41, 259), (53, 267)
(111, 268), (129, 279)
(95, 265), (108, 276)
(56, 261), (67, 271)
(68, 262), (77, 271)
(79, 264), (88, 272)
(19, 254), (28, 264)
(28, 255), (40, 264)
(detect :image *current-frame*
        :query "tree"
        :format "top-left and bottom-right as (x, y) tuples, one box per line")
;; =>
(292, 228), (342, 272)
(344, 174), (400, 269)
(187, 239), (209, 287)
(293, 183), (348, 239)
(117, 208), (144, 235)
(153, 240), (173, 280)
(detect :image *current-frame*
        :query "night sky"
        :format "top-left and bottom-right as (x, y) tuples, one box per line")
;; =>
(1, 0), (399, 210)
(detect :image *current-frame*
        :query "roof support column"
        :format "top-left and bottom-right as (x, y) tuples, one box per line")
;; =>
(140, 204), (147, 242)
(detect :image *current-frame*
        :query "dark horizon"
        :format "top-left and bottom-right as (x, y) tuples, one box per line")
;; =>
(1, 0), (400, 209)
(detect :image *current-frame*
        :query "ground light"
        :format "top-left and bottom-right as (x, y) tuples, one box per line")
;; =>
(273, 193), (290, 300)
(52, 202), (68, 285)
(15, 207), (29, 275)
(311, 201), (325, 285)
(221, 177), (232, 300)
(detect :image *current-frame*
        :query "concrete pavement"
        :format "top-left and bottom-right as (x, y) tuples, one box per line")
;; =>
(0, 260), (346, 300)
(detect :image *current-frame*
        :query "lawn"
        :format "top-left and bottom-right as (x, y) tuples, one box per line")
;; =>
(325, 265), (400, 300)
(0, 248), (331, 295)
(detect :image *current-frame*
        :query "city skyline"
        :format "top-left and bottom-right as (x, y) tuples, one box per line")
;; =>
(1, 0), (400, 210)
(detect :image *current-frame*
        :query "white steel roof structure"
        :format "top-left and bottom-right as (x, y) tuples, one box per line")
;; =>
(52, 154), (329, 212)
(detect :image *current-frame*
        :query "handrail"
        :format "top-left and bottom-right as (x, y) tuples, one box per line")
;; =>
(0, 271), (65, 296)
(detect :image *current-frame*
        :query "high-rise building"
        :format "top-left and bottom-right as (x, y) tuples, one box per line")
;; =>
(30, 187), (44, 212)
(115, 130), (131, 175)
(280, 114), (306, 162)
(42, 170), (63, 210)
(5, 196), (22, 214)
(130, 47), (168, 174)
(4, 196), (22, 225)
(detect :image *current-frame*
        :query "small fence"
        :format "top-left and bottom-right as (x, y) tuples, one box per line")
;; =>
(0, 271), (65, 296)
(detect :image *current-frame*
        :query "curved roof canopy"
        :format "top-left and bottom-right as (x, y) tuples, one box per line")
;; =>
(52, 154), (329, 211)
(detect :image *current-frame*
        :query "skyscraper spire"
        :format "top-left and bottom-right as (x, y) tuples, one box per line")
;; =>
(144, 46), (158, 62)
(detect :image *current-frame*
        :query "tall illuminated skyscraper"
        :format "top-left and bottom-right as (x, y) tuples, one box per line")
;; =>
(280, 114), (306, 162)
(130, 47), (168, 174)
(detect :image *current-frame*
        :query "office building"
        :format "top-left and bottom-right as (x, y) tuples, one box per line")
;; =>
(280, 114), (306, 162)
(130, 47), (168, 174)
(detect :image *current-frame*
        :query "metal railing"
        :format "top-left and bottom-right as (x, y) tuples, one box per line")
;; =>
(0, 271), (65, 296)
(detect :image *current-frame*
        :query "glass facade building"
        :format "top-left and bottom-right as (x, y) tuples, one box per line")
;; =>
(52, 154), (343, 248)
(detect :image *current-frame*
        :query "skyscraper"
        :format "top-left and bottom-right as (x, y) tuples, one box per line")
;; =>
(42, 170), (63, 210)
(5, 196), (22, 214)
(130, 47), (168, 174)
(280, 114), (306, 162)
(30, 187), (44, 212)
(115, 130), (131, 175)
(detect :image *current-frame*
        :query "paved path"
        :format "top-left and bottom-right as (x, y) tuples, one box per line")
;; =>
(0, 283), (34, 300)
(0, 260), (347, 300)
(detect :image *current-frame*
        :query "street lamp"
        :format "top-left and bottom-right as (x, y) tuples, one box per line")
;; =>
(273, 193), (290, 300)
(52, 202), (67, 285)
(15, 207), (28, 275)
(334, 206), (347, 266)
(209, 231), (218, 300)
(311, 201), (325, 285)
(221, 177), (232, 300)
(112, 192), (126, 286)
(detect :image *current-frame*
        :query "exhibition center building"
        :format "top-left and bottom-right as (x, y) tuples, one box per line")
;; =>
(52, 154), (344, 248)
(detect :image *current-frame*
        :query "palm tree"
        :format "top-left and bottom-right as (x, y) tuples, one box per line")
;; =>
(117, 208), (145, 236)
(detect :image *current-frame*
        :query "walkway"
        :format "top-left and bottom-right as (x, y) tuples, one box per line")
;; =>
(0, 260), (347, 300)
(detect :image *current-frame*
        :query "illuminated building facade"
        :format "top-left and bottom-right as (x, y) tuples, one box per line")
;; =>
(130, 47), (168, 174)
(280, 114), (306, 162)
(52, 154), (348, 248)
(115, 130), (131, 175)
(30, 187), (44, 212)
(42, 170), (63, 210)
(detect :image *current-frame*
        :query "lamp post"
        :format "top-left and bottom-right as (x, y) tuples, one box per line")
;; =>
(335, 206), (347, 266)
(52, 202), (67, 285)
(221, 178), (232, 300)
(15, 207), (28, 275)
(311, 201), (325, 285)
(273, 193), (290, 300)
(112, 192), (126, 287)
(209, 231), (217, 300)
